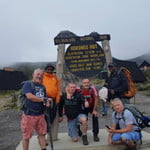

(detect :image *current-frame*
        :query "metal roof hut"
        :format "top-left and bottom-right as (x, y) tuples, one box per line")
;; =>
(139, 60), (150, 71)
(0, 69), (27, 90)
(113, 58), (146, 83)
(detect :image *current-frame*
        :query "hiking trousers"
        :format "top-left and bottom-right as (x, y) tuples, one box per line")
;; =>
(92, 114), (99, 135)
(84, 108), (99, 135)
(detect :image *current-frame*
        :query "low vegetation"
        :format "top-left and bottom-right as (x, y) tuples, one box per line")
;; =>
(0, 90), (15, 98)
(0, 90), (19, 111)
(136, 70), (150, 96)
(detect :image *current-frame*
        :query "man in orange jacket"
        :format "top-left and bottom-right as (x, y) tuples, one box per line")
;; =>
(42, 63), (61, 141)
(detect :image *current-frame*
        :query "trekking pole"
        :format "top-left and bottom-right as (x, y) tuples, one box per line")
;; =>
(47, 107), (54, 150)
(44, 99), (54, 150)
(133, 96), (136, 105)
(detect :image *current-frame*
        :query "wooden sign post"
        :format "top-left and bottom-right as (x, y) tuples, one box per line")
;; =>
(51, 44), (65, 140)
(53, 31), (112, 139)
(101, 40), (112, 74)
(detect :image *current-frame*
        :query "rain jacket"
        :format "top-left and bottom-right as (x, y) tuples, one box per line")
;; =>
(42, 72), (60, 104)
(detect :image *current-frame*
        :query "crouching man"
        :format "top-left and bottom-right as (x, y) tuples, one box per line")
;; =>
(58, 83), (89, 145)
(106, 98), (141, 150)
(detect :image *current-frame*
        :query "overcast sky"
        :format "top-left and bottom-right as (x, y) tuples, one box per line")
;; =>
(0, 0), (150, 66)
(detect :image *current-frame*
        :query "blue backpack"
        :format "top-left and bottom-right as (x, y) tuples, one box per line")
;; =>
(123, 104), (150, 129)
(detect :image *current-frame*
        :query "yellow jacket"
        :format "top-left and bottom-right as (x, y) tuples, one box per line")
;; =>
(42, 72), (60, 104)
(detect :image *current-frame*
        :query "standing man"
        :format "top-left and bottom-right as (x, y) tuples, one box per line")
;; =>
(105, 62), (129, 104)
(42, 63), (61, 141)
(106, 98), (141, 149)
(21, 68), (52, 150)
(77, 78), (100, 142)
(58, 83), (89, 145)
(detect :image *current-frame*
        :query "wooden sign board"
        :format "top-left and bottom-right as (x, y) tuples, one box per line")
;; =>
(65, 41), (105, 78)
(54, 35), (110, 45)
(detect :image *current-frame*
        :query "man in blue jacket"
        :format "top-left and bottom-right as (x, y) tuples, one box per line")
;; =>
(106, 62), (129, 104)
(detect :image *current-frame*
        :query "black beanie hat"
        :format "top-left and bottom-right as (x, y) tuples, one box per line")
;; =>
(44, 63), (55, 71)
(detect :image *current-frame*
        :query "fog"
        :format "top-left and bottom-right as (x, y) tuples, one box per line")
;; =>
(0, 0), (150, 67)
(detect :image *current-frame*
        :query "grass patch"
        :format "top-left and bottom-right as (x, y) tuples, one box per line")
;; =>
(0, 90), (16, 98)
(0, 90), (19, 112)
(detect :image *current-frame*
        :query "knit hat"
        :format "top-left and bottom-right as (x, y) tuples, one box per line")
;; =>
(44, 63), (55, 71)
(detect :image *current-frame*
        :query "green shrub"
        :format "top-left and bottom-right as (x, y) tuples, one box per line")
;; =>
(136, 84), (147, 91)
(145, 83), (150, 90)
(143, 70), (150, 81)
(136, 69), (150, 92)
(91, 78), (105, 85)
(0, 90), (15, 98)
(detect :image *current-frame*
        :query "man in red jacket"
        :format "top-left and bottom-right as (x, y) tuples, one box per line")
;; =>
(76, 79), (100, 142)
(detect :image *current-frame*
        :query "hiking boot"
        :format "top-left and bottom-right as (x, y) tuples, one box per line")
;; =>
(126, 141), (137, 150)
(82, 135), (89, 145)
(93, 134), (99, 142)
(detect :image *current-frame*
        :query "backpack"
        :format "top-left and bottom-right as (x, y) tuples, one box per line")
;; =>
(17, 81), (35, 111)
(119, 67), (137, 98)
(124, 104), (150, 129)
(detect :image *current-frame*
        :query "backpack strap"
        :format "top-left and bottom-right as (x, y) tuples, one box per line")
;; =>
(30, 81), (35, 91)
(22, 80), (35, 90)
(122, 108), (139, 126)
(26, 80), (46, 93)
(23, 81), (46, 113)
(114, 110), (125, 129)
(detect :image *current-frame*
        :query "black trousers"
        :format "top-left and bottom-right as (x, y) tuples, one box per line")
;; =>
(85, 109), (99, 135)
(92, 114), (99, 135)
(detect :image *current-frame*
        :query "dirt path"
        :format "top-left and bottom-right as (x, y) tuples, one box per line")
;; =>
(0, 109), (22, 150)
(0, 92), (150, 150)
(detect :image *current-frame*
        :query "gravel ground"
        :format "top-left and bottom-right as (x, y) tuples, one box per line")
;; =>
(0, 93), (150, 150)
